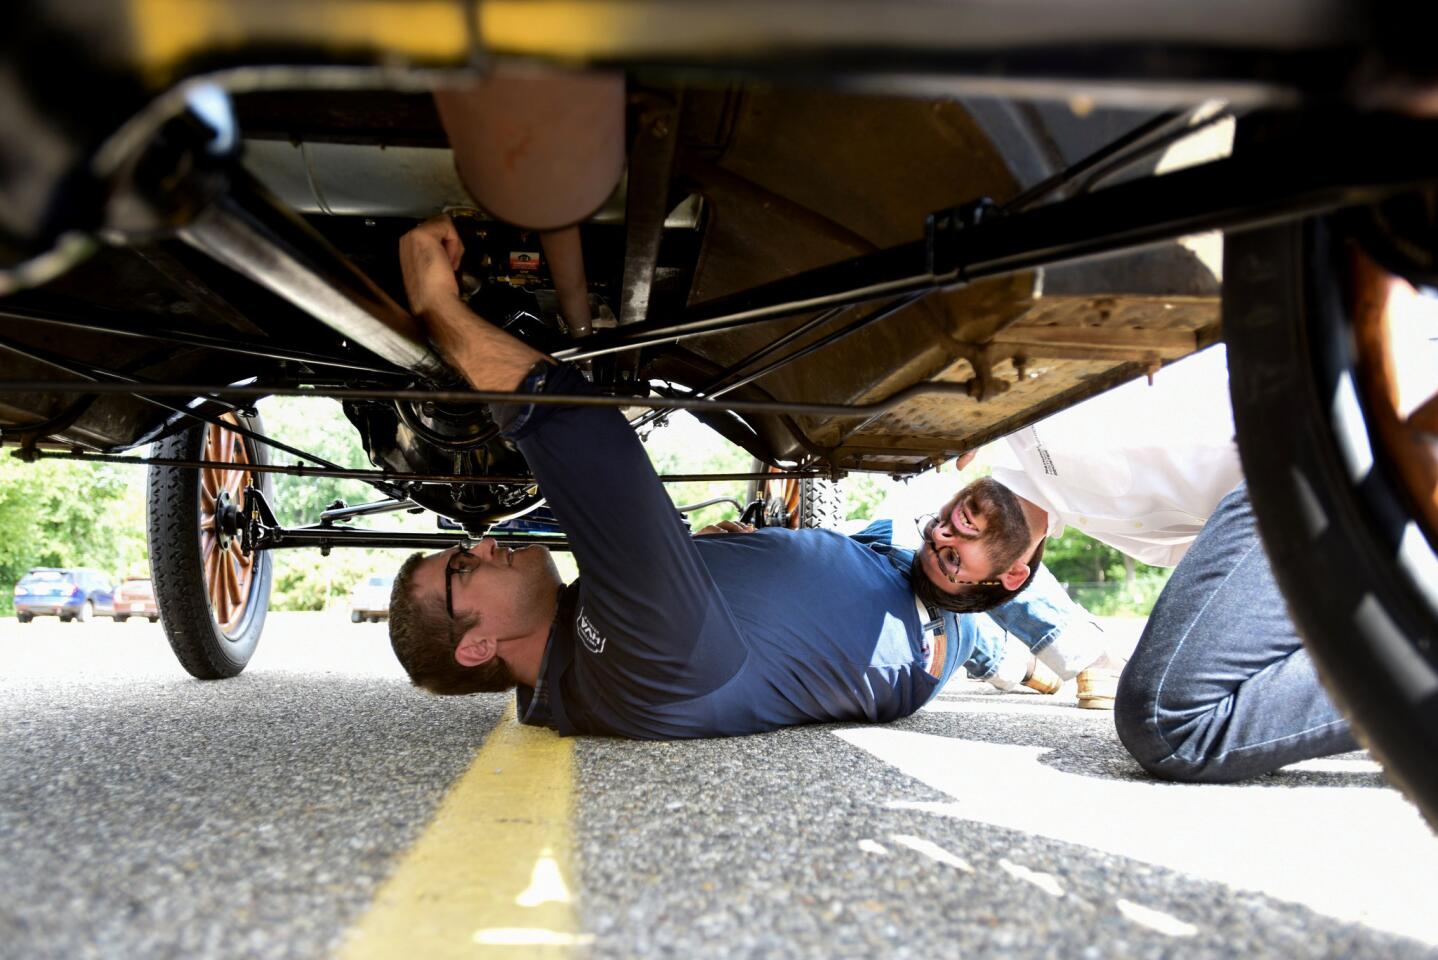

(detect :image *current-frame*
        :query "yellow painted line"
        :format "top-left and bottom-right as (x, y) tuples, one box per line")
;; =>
(337, 701), (586, 959)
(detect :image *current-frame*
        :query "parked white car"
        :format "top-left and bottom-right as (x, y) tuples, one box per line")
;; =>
(349, 574), (394, 624)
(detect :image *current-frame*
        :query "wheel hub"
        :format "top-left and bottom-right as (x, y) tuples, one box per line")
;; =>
(214, 489), (243, 551)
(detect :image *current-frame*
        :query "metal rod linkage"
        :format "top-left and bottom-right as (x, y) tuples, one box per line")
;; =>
(0, 378), (979, 418)
(11, 447), (832, 486)
(0, 330), (353, 477)
(676, 496), (744, 515)
(254, 526), (571, 552)
(0, 340), (374, 487)
(318, 498), (420, 522)
(630, 305), (848, 432)
(708, 294), (925, 401)
(0, 306), (405, 376)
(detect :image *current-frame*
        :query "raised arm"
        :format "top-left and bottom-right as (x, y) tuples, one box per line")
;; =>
(399, 215), (548, 391)
(397, 216), (728, 662)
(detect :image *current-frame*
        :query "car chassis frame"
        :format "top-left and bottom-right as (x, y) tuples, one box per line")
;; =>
(1, 0), (1436, 555)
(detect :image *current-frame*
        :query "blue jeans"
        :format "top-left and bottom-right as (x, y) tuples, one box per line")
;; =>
(1113, 485), (1360, 782)
(962, 563), (1104, 681)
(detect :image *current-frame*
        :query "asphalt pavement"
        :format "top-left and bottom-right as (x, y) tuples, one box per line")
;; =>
(2, 613), (1435, 959)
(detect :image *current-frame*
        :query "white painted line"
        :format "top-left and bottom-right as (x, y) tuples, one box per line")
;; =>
(999, 859), (1065, 897)
(472, 929), (597, 947)
(514, 849), (572, 908)
(837, 727), (1438, 944)
(1116, 899), (1199, 937)
(889, 834), (974, 873)
(858, 839), (889, 856)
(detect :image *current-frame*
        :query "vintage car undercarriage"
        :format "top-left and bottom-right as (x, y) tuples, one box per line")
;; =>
(2, 1), (1436, 823)
(1, 82), (1231, 523)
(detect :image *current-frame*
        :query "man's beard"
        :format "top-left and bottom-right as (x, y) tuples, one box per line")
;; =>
(958, 476), (1032, 569)
(510, 546), (563, 620)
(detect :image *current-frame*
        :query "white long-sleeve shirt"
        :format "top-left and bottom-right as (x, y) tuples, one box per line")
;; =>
(988, 345), (1243, 568)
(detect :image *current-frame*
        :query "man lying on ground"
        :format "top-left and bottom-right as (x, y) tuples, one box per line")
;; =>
(387, 214), (1085, 738)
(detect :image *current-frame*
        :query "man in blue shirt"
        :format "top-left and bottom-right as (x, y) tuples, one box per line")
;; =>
(386, 216), (1047, 738)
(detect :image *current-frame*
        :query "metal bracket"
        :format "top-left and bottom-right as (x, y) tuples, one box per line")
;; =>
(241, 483), (282, 554)
(955, 342), (1015, 403)
(925, 197), (999, 282)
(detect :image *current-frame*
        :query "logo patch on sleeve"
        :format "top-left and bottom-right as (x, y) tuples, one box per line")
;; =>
(576, 605), (606, 654)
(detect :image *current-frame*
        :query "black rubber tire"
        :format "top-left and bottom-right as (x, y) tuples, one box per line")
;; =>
(147, 411), (274, 679)
(115, 615), (129, 624)
(350, 611), (363, 624)
(16, 614), (32, 624)
(745, 459), (844, 529)
(148, 617), (159, 624)
(59, 615), (72, 623)
(1226, 217), (1438, 828)
(799, 475), (843, 529)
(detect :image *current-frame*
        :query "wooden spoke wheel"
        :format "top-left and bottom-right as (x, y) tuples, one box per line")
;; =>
(1227, 194), (1438, 829)
(148, 409), (273, 679)
(199, 415), (259, 634)
(1351, 252), (1438, 552)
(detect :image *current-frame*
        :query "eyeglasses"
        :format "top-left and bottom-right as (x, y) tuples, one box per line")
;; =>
(914, 514), (1001, 587)
(445, 546), (483, 640)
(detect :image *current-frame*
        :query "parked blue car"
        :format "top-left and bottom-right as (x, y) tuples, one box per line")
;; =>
(13, 568), (117, 623)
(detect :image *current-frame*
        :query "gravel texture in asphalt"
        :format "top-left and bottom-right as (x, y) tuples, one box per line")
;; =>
(575, 688), (1436, 960)
(3, 614), (1436, 959)
(0, 616), (508, 960)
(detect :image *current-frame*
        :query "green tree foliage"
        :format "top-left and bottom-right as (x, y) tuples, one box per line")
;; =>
(640, 413), (753, 531)
(1042, 526), (1171, 617)
(1042, 527), (1166, 584)
(838, 472), (895, 522)
(1043, 527), (1127, 583)
(1068, 575), (1171, 617)
(0, 456), (149, 612)
(255, 396), (377, 526)
(255, 396), (443, 610)
(270, 547), (414, 612)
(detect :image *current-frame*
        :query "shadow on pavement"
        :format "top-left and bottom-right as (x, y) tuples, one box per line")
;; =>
(897, 689), (1385, 790)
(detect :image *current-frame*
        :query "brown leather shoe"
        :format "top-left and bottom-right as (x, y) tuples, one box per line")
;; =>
(1076, 667), (1119, 710)
(1021, 657), (1063, 695)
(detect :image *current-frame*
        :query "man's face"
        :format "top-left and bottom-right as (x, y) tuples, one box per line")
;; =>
(918, 477), (1031, 596)
(411, 538), (562, 646)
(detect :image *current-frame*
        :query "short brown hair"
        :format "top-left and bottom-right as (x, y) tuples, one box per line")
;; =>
(388, 552), (515, 695)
